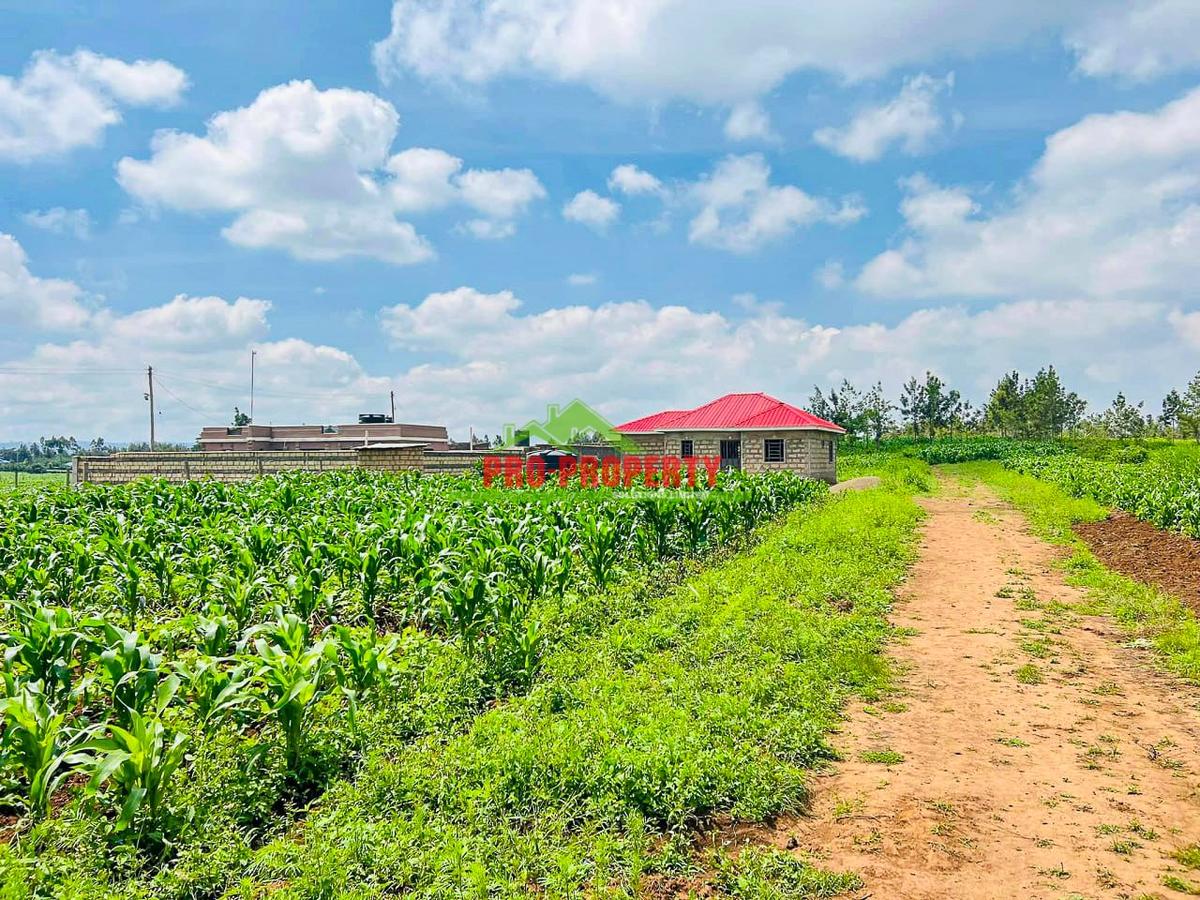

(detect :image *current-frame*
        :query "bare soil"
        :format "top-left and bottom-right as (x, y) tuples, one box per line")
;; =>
(1076, 512), (1200, 615)
(718, 476), (1200, 899)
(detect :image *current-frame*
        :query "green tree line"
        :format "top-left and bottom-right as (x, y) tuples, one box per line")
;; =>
(810, 367), (1200, 442)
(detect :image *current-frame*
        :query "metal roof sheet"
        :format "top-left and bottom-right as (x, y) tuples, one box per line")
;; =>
(616, 393), (845, 434)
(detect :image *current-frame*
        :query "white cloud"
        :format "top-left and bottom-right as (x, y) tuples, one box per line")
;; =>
(4, 279), (1196, 440)
(0, 233), (93, 330)
(687, 154), (865, 253)
(0, 49), (186, 162)
(373, 286), (1198, 434)
(567, 272), (598, 286)
(814, 73), (956, 162)
(724, 100), (773, 142)
(857, 85), (1200, 301)
(0, 291), (394, 442)
(1066, 0), (1200, 81)
(563, 189), (620, 231)
(608, 163), (664, 196)
(117, 80), (545, 264)
(815, 260), (845, 289)
(1169, 309), (1200, 349)
(21, 207), (92, 239)
(373, 1), (1195, 130)
(458, 218), (516, 240)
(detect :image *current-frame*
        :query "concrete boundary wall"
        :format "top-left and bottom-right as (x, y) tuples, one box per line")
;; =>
(72, 446), (497, 486)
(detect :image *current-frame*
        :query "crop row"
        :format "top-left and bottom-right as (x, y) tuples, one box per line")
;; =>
(0, 468), (824, 851)
(1004, 452), (1200, 538)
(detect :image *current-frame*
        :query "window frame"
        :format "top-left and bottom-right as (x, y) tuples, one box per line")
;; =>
(763, 438), (785, 463)
(680, 438), (695, 457)
(827, 439), (835, 463)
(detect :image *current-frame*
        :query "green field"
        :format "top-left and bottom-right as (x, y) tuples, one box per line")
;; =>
(0, 471), (70, 495)
(0, 467), (925, 898)
(2, 438), (1197, 897)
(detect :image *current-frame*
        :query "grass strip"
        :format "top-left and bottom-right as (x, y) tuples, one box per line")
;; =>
(946, 461), (1200, 682)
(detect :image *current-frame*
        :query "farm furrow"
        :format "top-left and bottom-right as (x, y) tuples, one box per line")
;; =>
(788, 476), (1200, 899)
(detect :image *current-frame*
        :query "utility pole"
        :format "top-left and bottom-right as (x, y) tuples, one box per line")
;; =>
(250, 350), (257, 423)
(389, 389), (395, 423)
(146, 365), (156, 450)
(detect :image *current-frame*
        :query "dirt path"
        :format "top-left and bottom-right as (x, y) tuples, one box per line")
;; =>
(787, 476), (1200, 899)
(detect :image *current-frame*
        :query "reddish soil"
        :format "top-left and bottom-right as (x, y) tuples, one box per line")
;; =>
(1075, 512), (1200, 614)
(650, 477), (1200, 900)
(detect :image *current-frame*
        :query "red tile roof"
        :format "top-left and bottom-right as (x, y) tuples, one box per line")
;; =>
(616, 393), (845, 434)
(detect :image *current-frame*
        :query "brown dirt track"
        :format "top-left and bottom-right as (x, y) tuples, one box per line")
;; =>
(708, 476), (1200, 900)
(1075, 512), (1200, 615)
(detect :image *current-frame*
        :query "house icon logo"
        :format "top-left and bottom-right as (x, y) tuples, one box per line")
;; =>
(501, 399), (637, 451)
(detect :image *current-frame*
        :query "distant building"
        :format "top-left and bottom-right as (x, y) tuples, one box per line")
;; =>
(198, 415), (449, 451)
(616, 392), (844, 483)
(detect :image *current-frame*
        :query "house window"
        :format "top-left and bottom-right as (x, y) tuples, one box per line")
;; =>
(680, 439), (694, 457)
(827, 439), (835, 463)
(763, 438), (785, 462)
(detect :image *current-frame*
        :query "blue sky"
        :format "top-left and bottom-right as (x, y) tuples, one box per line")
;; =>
(2, 0), (1199, 442)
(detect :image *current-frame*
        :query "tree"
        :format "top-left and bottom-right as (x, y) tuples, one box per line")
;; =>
(1161, 389), (1183, 433)
(860, 382), (894, 443)
(984, 371), (1024, 437)
(1091, 393), (1146, 438)
(232, 407), (251, 427)
(898, 377), (924, 436)
(809, 380), (867, 436)
(1023, 366), (1085, 437)
(919, 372), (962, 438)
(1179, 372), (1200, 442)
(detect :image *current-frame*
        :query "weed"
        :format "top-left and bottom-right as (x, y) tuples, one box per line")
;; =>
(1015, 663), (1045, 684)
(1162, 874), (1200, 896)
(859, 749), (905, 765)
(1175, 845), (1200, 869)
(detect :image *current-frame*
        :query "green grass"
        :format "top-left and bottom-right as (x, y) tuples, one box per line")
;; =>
(6, 480), (925, 898)
(944, 461), (1200, 682)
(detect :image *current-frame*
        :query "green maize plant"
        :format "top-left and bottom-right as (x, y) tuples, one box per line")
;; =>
(0, 682), (92, 819)
(578, 515), (622, 588)
(329, 625), (395, 735)
(175, 655), (254, 727)
(80, 680), (189, 843)
(194, 609), (238, 657)
(357, 545), (383, 627)
(1, 601), (93, 706)
(252, 615), (332, 777)
(94, 624), (169, 728)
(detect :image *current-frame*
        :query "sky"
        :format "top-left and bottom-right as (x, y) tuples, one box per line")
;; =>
(2, 0), (1199, 443)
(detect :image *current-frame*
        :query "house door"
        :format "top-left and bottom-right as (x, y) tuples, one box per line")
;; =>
(719, 439), (741, 471)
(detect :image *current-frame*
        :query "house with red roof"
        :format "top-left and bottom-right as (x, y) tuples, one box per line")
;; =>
(615, 392), (844, 482)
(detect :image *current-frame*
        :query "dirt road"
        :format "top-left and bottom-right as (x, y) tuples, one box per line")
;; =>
(790, 477), (1200, 898)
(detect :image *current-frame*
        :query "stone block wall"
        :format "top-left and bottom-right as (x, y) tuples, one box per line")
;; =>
(73, 451), (364, 485)
(421, 450), (496, 474)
